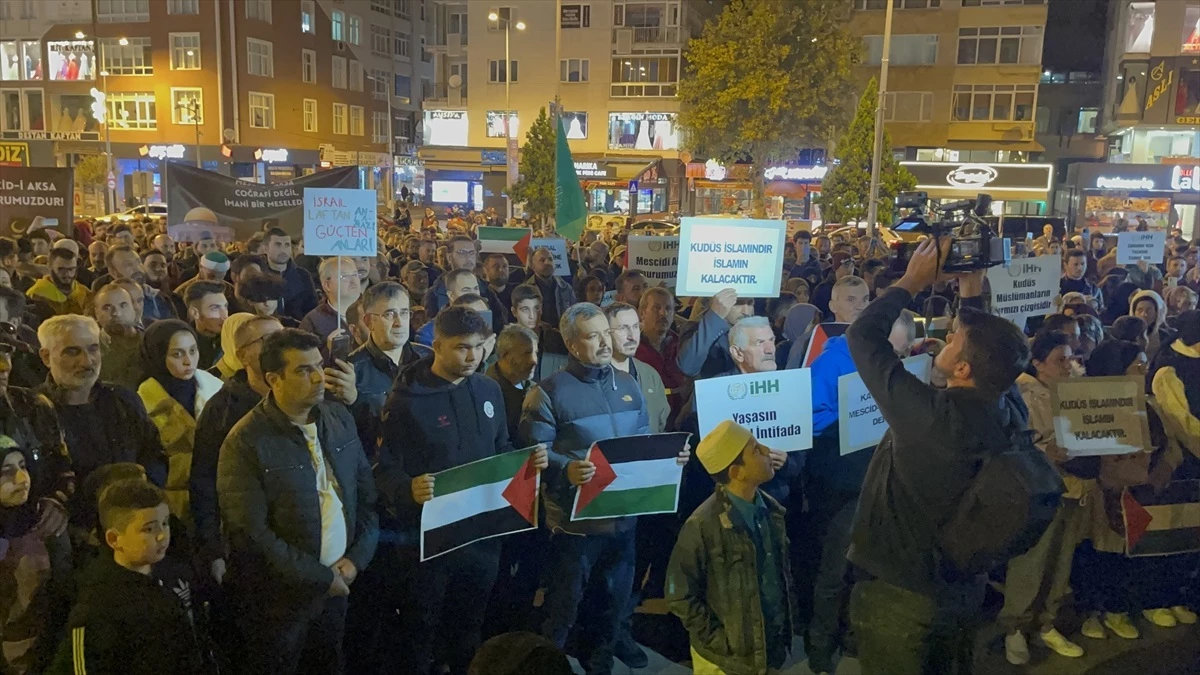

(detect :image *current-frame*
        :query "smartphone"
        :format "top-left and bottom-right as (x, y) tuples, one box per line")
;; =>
(328, 333), (353, 366)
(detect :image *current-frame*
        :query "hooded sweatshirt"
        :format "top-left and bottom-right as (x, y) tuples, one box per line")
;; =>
(1130, 289), (1175, 360)
(211, 312), (255, 381)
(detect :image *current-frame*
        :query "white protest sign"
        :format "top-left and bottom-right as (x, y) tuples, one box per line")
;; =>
(302, 188), (377, 256)
(1117, 231), (1167, 264)
(837, 355), (932, 456)
(600, 290), (617, 307)
(626, 235), (679, 288)
(676, 217), (786, 298)
(530, 237), (570, 276)
(985, 254), (1061, 326)
(695, 369), (813, 452)
(1052, 376), (1151, 457)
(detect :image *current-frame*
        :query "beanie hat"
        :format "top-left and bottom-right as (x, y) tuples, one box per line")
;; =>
(200, 251), (230, 274)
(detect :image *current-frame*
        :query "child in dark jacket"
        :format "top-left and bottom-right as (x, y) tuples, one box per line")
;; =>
(49, 479), (204, 675)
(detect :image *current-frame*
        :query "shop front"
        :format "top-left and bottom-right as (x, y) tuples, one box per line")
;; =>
(577, 157), (678, 218)
(899, 161), (1054, 215)
(1059, 162), (1200, 239)
(683, 160), (829, 219)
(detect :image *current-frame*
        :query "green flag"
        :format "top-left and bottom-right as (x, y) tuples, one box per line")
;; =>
(554, 115), (587, 241)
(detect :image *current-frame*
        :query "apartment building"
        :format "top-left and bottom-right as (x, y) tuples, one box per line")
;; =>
(0, 0), (388, 209)
(419, 0), (710, 216)
(849, 0), (1054, 215)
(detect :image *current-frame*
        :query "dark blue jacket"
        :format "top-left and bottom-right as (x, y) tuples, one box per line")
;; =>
(806, 335), (875, 496)
(348, 340), (420, 451)
(520, 358), (649, 535)
(376, 357), (514, 544)
(677, 309), (736, 379)
(277, 259), (318, 321)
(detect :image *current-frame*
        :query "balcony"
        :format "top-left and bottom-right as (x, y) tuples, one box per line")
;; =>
(612, 25), (681, 51)
(423, 82), (466, 107)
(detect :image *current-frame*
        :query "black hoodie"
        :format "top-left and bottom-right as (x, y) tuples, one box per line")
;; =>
(376, 356), (514, 544)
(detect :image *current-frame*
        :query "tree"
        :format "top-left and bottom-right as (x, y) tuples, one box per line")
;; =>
(817, 78), (916, 227)
(75, 154), (106, 192)
(677, 0), (860, 217)
(509, 107), (556, 226)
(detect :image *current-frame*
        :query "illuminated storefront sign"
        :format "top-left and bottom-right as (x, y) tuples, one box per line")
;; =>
(1096, 175), (1157, 190)
(574, 161), (614, 178)
(1171, 165), (1200, 192)
(901, 161), (1054, 193)
(763, 165), (828, 182)
(256, 148), (289, 163)
(142, 144), (186, 160)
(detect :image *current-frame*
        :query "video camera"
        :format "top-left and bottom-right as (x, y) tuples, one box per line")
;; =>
(889, 191), (1011, 273)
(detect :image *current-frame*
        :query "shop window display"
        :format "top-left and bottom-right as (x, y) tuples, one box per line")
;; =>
(0, 41), (43, 81)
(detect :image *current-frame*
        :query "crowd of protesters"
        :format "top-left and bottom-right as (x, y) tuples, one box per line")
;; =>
(0, 204), (1198, 675)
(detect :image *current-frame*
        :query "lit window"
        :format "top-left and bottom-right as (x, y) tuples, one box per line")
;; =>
(96, 0), (149, 22)
(333, 102), (347, 134)
(100, 37), (152, 76)
(171, 88), (203, 124)
(248, 92), (274, 128)
(331, 10), (345, 41)
(247, 39), (273, 77)
(952, 84), (1037, 123)
(170, 33), (201, 70)
(303, 98), (318, 132)
(167, 0), (199, 15)
(350, 105), (364, 136)
(301, 0), (315, 34)
(107, 91), (157, 129)
(560, 59), (589, 82)
(348, 15), (362, 45)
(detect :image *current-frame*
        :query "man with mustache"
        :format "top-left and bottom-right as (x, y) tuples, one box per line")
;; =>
(35, 314), (167, 529)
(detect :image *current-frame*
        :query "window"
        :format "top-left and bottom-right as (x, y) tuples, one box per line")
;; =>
(488, 6), (516, 29)
(884, 91), (934, 122)
(0, 89), (45, 133)
(332, 56), (347, 88)
(167, 0), (199, 14)
(245, 0), (271, 23)
(449, 12), (468, 43)
(301, 49), (316, 83)
(372, 69), (389, 100)
(373, 112), (389, 144)
(333, 102), (347, 134)
(1126, 2), (1155, 53)
(560, 59), (589, 82)
(370, 0), (389, 14)
(303, 99), (317, 132)
(170, 33), (201, 70)
(0, 40), (43, 81)
(854, 0), (940, 7)
(1077, 108), (1098, 134)
(301, 0), (315, 33)
(348, 15), (362, 45)
(394, 74), (411, 102)
(962, 0), (1044, 5)
(957, 27), (1042, 65)
(350, 105), (364, 136)
(96, 0), (149, 22)
(350, 61), (364, 91)
(610, 55), (679, 97)
(396, 0), (410, 18)
(395, 34), (410, 58)
(171, 88), (202, 124)
(1035, 106), (1050, 133)
(952, 84), (1037, 122)
(331, 10), (344, 41)
(560, 3), (590, 27)
(863, 34), (938, 66)
(100, 37), (152, 76)
(395, 115), (412, 141)
(486, 111), (518, 137)
(607, 112), (678, 150)
(371, 26), (392, 57)
(106, 92), (156, 129)
(248, 92), (274, 128)
(488, 59), (518, 83)
(247, 39), (273, 77)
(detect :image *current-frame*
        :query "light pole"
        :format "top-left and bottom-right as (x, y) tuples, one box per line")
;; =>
(489, 12), (524, 224)
(177, 97), (203, 168)
(866, 0), (894, 237)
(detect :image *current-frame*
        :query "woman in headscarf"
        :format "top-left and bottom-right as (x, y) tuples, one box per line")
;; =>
(210, 312), (257, 381)
(1129, 289), (1176, 361)
(0, 438), (70, 674)
(137, 319), (223, 524)
(780, 303), (821, 371)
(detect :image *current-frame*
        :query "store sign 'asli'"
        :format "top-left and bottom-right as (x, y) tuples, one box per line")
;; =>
(1172, 165), (1200, 192)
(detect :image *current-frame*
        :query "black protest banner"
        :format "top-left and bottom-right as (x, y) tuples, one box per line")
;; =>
(0, 167), (73, 236)
(165, 163), (360, 241)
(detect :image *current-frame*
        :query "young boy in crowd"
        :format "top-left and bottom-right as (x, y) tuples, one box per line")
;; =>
(49, 479), (204, 675)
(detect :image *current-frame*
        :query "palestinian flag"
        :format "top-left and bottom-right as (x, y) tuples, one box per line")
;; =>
(1122, 480), (1200, 557)
(478, 226), (532, 266)
(802, 322), (850, 368)
(571, 432), (690, 521)
(420, 447), (540, 561)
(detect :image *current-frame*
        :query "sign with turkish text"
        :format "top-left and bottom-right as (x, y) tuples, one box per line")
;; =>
(695, 369), (813, 452)
(986, 254), (1062, 327)
(837, 355), (933, 456)
(676, 217), (786, 298)
(0, 142), (29, 166)
(1117, 231), (1167, 264)
(900, 161), (1053, 193)
(1052, 376), (1151, 457)
(0, 166), (73, 236)
(529, 237), (570, 276)
(1142, 58), (1175, 124)
(303, 188), (378, 256)
(626, 235), (678, 288)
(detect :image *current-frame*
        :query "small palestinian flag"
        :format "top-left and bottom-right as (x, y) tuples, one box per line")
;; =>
(420, 446), (540, 561)
(802, 322), (850, 368)
(478, 226), (533, 266)
(1122, 480), (1200, 557)
(571, 432), (690, 521)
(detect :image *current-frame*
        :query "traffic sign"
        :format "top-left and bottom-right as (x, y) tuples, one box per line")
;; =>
(107, 175), (116, 190)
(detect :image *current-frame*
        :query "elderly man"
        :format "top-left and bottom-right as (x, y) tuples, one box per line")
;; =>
(678, 287), (755, 380)
(300, 256), (363, 343)
(27, 248), (92, 316)
(347, 281), (419, 450)
(93, 283), (144, 391)
(520, 247), (575, 330)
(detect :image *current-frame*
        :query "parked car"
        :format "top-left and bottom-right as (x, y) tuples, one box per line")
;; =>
(97, 203), (168, 223)
(629, 219), (679, 236)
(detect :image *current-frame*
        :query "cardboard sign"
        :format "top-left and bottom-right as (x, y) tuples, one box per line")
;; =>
(837, 355), (933, 456)
(302, 188), (377, 256)
(695, 369), (813, 452)
(529, 237), (570, 276)
(626, 235), (679, 288)
(1116, 231), (1167, 264)
(986, 254), (1061, 326)
(676, 217), (786, 298)
(1052, 376), (1151, 457)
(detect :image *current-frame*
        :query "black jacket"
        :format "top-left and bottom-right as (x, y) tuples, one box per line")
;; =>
(276, 259), (318, 321)
(846, 288), (1029, 597)
(376, 357), (514, 543)
(190, 370), (262, 565)
(486, 361), (529, 444)
(217, 396), (378, 612)
(348, 339), (420, 452)
(49, 554), (203, 675)
(0, 387), (74, 506)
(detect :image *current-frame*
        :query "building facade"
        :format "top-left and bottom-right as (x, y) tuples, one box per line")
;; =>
(0, 0), (390, 213)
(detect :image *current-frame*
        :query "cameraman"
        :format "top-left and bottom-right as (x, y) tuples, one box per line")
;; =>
(846, 238), (1031, 674)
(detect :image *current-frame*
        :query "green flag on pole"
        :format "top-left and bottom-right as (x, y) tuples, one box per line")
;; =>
(554, 115), (587, 241)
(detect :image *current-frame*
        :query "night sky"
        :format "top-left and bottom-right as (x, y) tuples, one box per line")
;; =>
(1042, 0), (1112, 73)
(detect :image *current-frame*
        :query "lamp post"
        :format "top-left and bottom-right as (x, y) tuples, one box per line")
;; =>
(488, 12), (525, 224)
(865, 0), (894, 237)
(95, 36), (128, 213)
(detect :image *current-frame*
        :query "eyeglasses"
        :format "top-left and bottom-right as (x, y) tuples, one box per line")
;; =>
(454, 249), (477, 257)
(608, 324), (639, 336)
(369, 309), (411, 324)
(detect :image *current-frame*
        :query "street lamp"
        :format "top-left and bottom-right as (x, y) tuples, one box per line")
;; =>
(489, 12), (524, 223)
